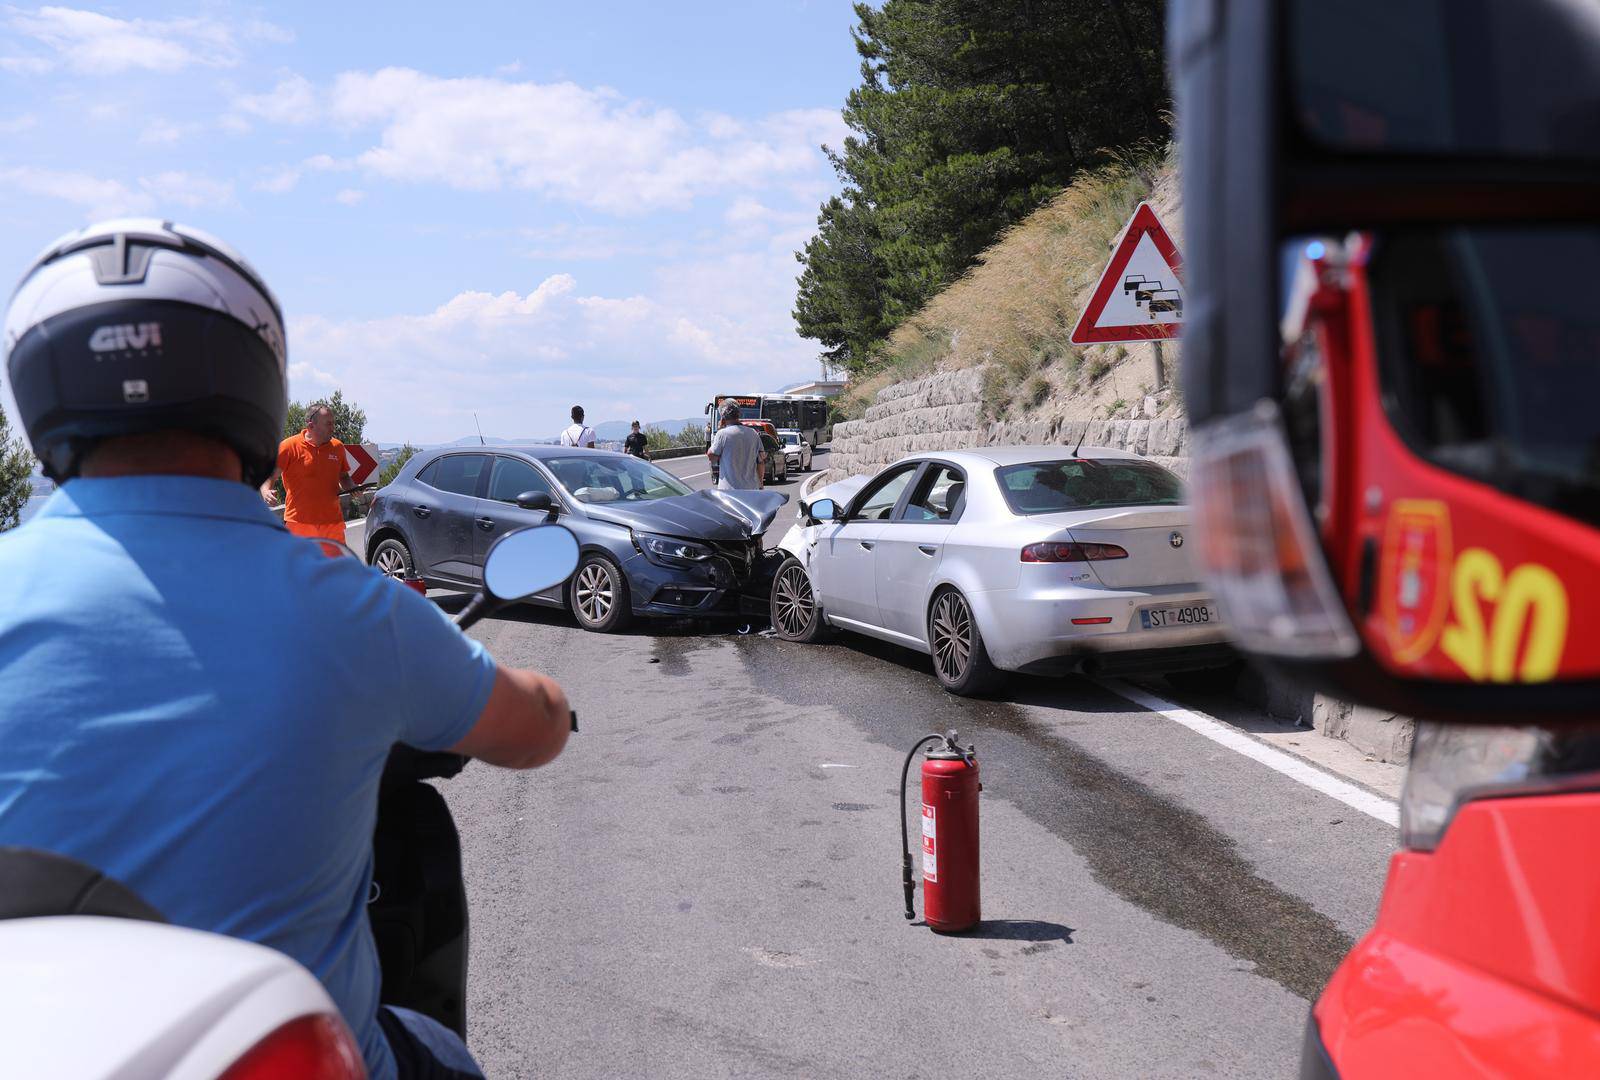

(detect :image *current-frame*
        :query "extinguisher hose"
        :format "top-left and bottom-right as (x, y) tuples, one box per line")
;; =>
(899, 733), (945, 920)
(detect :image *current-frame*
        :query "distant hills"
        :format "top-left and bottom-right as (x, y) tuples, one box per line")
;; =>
(593, 417), (703, 441)
(377, 416), (705, 450)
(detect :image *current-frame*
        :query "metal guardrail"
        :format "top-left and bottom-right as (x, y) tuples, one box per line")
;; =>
(647, 444), (709, 461)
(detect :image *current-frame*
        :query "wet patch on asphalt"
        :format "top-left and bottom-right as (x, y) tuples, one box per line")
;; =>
(730, 633), (1356, 1002)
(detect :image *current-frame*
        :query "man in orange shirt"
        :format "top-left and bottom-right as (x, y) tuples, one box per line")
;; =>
(262, 403), (356, 543)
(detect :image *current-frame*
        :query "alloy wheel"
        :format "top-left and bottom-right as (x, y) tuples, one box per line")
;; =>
(930, 592), (973, 683)
(373, 546), (406, 579)
(774, 564), (815, 636)
(576, 562), (614, 622)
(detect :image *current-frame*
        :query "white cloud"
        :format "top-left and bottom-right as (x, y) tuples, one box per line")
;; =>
(312, 68), (839, 213)
(139, 170), (234, 209)
(138, 117), (191, 145)
(4, 7), (289, 75)
(0, 56), (53, 74)
(0, 164), (151, 218)
(0, 113), (38, 134)
(232, 73), (318, 125)
(252, 153), (352, 194)
(289, 251), (819, 443)
(334, 187), (366, 206)
(520, 223), (680, 262)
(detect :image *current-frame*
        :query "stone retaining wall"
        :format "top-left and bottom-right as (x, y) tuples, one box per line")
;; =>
(827, 366), (1189, 479)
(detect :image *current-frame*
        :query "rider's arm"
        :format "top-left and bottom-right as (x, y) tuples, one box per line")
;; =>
(449, 666), (571, 769)
(339, 469), (355, 494)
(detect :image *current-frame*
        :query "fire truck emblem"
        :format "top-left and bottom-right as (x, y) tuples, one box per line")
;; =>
(1377, 500), (1453, 665)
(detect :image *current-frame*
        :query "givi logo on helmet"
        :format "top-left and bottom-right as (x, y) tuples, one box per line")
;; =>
(88, 322), (162, 352)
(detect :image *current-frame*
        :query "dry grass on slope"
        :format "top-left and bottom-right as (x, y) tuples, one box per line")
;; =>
(839, 142), (1174, 421)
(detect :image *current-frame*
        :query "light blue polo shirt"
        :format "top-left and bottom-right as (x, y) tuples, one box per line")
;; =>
(0, 476), (498, 1080)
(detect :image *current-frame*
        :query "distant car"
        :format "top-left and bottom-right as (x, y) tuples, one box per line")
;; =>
(365, 446), (787, 632)
(770, 446), (1235, 695)
(758, 432), (789, 484)
(777, 429), (814, 472)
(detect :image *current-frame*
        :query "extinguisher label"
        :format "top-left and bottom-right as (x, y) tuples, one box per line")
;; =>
(921, 803), (937, 881)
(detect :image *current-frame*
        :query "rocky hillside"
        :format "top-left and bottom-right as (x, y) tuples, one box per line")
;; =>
(826, 144), (1185, 481)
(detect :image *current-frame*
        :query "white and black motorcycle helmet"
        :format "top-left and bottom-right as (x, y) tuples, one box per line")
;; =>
(2, 219), (287, 486)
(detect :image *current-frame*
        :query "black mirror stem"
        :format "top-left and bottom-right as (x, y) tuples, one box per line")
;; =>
(455, 591), (504, 631)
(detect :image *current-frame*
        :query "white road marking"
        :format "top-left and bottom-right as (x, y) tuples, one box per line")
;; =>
(818, 763), (858, 769)
(677, 470), (710, 480)
(1099, 678), (1401, 828)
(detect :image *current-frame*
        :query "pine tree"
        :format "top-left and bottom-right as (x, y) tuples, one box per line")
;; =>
(795, 0), (1169, 372)
(0, 402), (36, 532)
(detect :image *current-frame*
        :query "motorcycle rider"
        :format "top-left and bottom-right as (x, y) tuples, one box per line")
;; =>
(0, 220), (572, 1079)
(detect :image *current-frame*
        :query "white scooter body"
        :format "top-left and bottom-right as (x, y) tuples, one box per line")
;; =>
(0, 917), (364, 1079)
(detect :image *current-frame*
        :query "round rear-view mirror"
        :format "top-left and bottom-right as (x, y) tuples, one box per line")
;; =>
(483, 525), (581, 601)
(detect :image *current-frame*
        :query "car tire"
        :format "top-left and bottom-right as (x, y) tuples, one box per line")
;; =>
(569, 552), (633, 633)
(1166, 660), (1245, 694)
(770, 557), (832, 643)
(371, 537), (416, 581)
(928, 588), (1003, 696)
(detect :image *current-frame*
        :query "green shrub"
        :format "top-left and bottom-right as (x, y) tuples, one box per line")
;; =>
(1087, 356), (1112, 382)
(1027, 375), (1052, 407)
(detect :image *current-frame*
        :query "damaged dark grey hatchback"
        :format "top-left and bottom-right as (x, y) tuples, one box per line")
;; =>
(365, 446), (789, 632)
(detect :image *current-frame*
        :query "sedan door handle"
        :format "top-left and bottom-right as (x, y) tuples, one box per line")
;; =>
(412, 505), (431, 518)
(918, 544), (938, 556)
(859, 541), (875, 550)
(476, 516), (495, 531)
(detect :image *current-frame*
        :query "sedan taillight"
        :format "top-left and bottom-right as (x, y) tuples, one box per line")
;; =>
(1021, 542), (1129, 563)
(218, 1014), (365, 1080)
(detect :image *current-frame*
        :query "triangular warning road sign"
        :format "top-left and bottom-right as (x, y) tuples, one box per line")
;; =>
(1069, 201), (1184, 346)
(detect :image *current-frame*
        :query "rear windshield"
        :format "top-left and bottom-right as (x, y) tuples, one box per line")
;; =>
(995, 459), (1185, 515)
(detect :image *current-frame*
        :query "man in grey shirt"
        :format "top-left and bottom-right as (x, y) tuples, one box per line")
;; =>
(707, 403), (765, 490)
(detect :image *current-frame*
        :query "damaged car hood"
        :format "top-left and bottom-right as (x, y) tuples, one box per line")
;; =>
(583, 488), (790, 540)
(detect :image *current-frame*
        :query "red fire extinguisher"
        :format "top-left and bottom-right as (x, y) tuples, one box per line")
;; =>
(899, 731), (980, 933)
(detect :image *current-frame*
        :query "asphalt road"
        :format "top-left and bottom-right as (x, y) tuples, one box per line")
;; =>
(425, 447), (1399, 1079)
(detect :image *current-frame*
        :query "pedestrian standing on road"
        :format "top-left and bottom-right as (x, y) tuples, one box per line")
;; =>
(559, 405), (596, 448)
(623, 421), (649, 459)
(707, 402), (765, 491)
(262, 402), (355, 544)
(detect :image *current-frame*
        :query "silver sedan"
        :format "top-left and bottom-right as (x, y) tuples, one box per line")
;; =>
(770, 446), (1235, 694)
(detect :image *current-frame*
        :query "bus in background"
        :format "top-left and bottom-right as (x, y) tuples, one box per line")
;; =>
(760, 394), (829, 447)
(704, 394), (764, 442)
(703, 393), (830, 447)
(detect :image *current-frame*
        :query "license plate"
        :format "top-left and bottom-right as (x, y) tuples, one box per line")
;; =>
(1139, 603), (1217, 629)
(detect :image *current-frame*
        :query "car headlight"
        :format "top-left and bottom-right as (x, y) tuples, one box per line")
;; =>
(1400, 722), (1584, 851)
(635, 532), (714, 565)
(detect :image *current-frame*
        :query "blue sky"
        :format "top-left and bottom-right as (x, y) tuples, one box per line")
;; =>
(0, 2), (859, 442)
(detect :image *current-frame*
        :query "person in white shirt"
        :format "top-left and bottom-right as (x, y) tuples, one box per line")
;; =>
(707, 403), (765, 490)
(559, 405), (596, 448)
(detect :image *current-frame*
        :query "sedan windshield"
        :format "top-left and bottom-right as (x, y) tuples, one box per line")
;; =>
(996, 459), (1185, 514)
(544, 456), (693, 504)
(781, 433), (801, 446)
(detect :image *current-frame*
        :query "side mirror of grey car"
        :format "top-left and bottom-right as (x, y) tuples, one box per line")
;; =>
(807, 498), (842, 524)
(517, 490), (557, 518)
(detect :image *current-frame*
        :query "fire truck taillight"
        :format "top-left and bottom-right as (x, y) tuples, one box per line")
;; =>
(1189, 401), (1359, 660)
